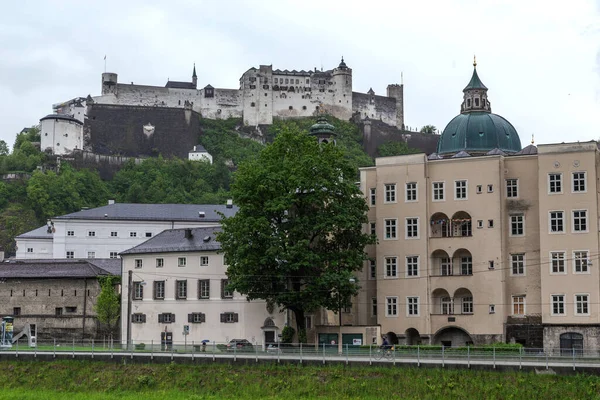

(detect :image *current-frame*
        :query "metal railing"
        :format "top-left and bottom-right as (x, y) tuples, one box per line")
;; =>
(0, 340), (595, 370)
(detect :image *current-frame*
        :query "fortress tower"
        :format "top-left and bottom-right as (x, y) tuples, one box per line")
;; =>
(101, 73), (118, 96)
(331, 58), (353, 121)
(386, 83), (404, 129)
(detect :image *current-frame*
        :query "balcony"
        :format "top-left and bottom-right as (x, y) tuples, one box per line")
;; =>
(430, 249), (473, 280)
(430, 212), (472, 238)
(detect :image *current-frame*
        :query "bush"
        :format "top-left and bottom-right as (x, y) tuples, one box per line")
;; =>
(135, 343), (146, 350)
(281, 326), (295, 344)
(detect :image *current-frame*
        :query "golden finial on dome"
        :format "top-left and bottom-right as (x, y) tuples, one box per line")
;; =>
(473, 55), (477, 67)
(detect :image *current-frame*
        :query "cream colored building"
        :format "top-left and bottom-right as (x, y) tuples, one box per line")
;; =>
(120, 226), (285, 347)
(360, 62), (600, 353)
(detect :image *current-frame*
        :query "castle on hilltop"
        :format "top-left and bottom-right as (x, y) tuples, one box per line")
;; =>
(95, 58), (404, 128)
(42, 59), (406, 156)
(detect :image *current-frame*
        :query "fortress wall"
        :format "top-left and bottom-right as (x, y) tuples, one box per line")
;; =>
(352, 92), (397, 126)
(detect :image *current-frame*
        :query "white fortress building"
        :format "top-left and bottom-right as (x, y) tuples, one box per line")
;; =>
(42, 59), (404, 155)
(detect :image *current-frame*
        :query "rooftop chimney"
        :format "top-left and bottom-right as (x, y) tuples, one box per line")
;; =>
(226, 199), (233, 209)
(184, 228), (193, 239)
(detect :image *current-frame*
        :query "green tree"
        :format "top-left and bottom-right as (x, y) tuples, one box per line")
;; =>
(95, 276), (121, 339)
(0, 140), (8, 156)
(217, 125), (375, 335)
(420, 125), (437, 134)
(377, 141), (420, 157)
(13, 126), (40, 150)
(0, 203), (39, 256)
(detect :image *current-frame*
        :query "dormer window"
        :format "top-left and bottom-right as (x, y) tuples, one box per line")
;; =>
(467, 99), (471, 107)
(475, 98), (480, 107)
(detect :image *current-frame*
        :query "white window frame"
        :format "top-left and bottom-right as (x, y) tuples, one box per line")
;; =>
(572, 209), (588, 233)
(462, 296), (473, 314)
(133, 282), (144, 300)
(506, 178), (518, 198)
(200, 256), (209, 266)
(441, 297), (453, 315)
(574, 293), (590, 316)
(129, 232), (137, 238)
(405, 217), (419, 239)
(572, 171), (587, 193)
(487, 184), (494, 193)
(67, 230), (75, 237)
(476, 185), (482, 194)
(454, 180), (467, 200)
(109, 251), (118, 259)
(432, 181), (445, 201)
(550, 251), (566, 274)
(66, 251), (74, 259)
(384, 256), (398, 278)
(154, 281), (165, 300)
(549, 211), (564, 233)
(135, 259), (143, 269)
(87, 251), (95, 259)
(369, 188), (376, 206)
(384, 183), (397, 203)
(510, 253), (525, 276)
(27, 248), (33, 253)
(573, 250), (590, 274)
(178, 257), (187, 267)
(477, 220), (483, 228)
(441, 257), (453, 276)
(156, 258), (164, 268)
(406, 296), (419, 316)
(198, 280), (210, 299)
(87, 231), (96, 237)
(369, 222), (376, 236)
(110, 231), (118, 237)
(460, 256), (472, 276)
(405, 182), (418, 202)
(509, 214), (525, 237)
(384, 219), (397, 240)
(385, 296), (398, 317)
(551, 294), (565, 316)
(406, 256), (419, 277)
(548, 173), (563, 194)
(512, 295), (526, 316)
(177, 280), (188, 299)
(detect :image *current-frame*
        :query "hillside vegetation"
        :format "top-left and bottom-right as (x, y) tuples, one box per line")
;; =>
(0, 117), (415, 255)
(0, 360), (599, 399)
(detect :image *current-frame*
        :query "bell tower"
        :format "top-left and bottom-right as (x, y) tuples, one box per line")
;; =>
(460, 56), (492, 114)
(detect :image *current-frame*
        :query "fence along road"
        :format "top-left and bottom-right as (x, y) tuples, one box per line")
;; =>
(0, 340), (598, 373)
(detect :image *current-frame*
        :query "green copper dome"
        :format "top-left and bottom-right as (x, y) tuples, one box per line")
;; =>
(437, 62), (522, 155)
(437, 112), (521, 154)
(310, 117), (336, 136)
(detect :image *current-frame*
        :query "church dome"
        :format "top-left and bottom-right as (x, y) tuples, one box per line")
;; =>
(437, 60), (522, 155)
(437, 112), (521, 154)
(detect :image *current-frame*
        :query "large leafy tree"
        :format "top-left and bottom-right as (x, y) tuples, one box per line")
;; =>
(217, 124), (375, 336)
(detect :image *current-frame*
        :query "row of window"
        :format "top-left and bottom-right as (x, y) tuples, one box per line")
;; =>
(134, 256), (210, 269)
(369, 251), (590, 279)
(12, 306), (78, 316)
(370, 172), (587, 205)
(273, 77), (310, 85)
(381, 294), (591, 318)
(6, 289), (89, 297)
(383, 218), (419, 240)
(66, 251), (119, 259)
(71, 230), (153, 238)
(133, 279), (232, 301)
(132, 312), (239, 324)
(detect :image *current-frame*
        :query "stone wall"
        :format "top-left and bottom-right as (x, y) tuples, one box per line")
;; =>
(544, 325), (600, 354)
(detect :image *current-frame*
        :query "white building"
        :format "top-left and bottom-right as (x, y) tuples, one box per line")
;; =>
(120, 226), (285, 347)
(15, 202), (237, 260)
(188, 145), (213, 163)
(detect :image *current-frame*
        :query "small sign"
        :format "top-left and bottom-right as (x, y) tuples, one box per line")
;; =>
(183, 325), (190, 335)
(353, 338), (362, 346)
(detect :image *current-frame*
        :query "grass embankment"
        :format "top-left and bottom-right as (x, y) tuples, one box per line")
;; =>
(0, 360), (599, 399)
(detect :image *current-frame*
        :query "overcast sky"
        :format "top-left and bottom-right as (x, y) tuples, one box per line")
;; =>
(1, 0), (599, 149)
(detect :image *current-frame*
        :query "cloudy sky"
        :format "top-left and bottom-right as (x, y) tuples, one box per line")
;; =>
(1, 0), (599, 148)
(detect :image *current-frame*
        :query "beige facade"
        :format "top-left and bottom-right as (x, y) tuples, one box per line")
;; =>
(360, 141), (600, 351)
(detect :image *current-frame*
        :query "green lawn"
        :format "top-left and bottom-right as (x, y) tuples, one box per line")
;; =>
(0, 360), (600, 399)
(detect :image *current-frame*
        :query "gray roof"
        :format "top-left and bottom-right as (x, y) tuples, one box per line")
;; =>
(53, 203), (238, 222)
(39, 114), (82, 124)
(16, 225), (53, 240)
(165, 81), (196, 89)
(121, 227), (221, 255)
(514, 144), (538, 155)
(0, 259), (120, 279)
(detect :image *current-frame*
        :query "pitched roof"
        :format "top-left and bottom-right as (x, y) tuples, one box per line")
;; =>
(514, 144), (538, 155)
(121, 226), (221, 255)
(53, 203), (238, 222)
(0, 259), (120, 279)
(165, 81), (196, 89)
(16, 225), (53, 240)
